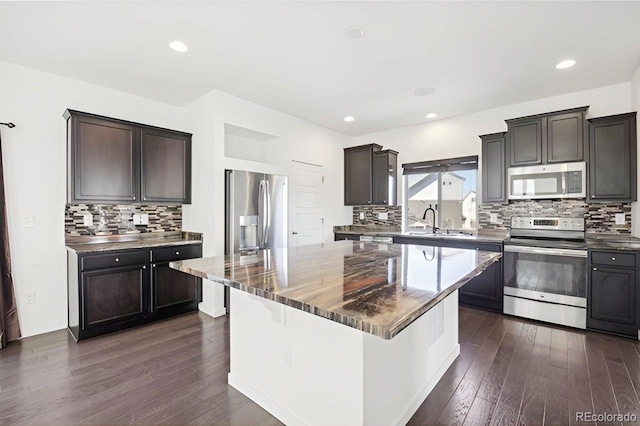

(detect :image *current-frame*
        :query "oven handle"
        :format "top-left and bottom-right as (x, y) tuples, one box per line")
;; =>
(504, 245), (587, 258)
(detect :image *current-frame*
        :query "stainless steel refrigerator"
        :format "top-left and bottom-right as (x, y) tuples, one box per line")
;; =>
(225, 169), (288, 255)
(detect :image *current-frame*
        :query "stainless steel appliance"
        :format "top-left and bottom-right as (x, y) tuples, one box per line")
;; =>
(503, 216), (587, 329)
(225, 170), (287, 310)
(225, 170), (287, 255)
(507, 162), (586, 200)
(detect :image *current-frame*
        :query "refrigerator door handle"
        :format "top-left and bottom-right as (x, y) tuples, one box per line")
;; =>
(264, 179), (270, 247)
(258, 180), (265, 249)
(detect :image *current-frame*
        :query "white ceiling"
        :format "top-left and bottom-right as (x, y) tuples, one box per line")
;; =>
(1, 1), (640, 136)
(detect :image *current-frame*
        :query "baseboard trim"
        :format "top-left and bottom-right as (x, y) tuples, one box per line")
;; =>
(198, 303), (226, 318)
(228, 372), (307, 426)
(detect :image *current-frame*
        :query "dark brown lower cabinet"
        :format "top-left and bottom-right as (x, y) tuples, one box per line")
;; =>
(588, 250), (639, 338)
(334, 232), (361, 241)
(150, 244), (202, 319)
(68, 243), (202, 341)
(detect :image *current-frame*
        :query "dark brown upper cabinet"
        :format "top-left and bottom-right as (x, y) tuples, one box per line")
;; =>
(344, 144), (398, 206)
(66, 112), (140, 202)
(480, 132), (507, 203)
(506, 106), (588, 167)
(64, 110), (192, 204)
(141, 128), (192, 203)
(588, 112), (637, 203)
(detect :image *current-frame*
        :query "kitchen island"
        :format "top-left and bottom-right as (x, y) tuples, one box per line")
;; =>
(171, 241), (501, 426)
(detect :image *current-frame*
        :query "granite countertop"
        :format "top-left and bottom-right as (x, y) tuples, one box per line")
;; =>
(586, 233), (640, 251)
(66, 232), (202, 253)
(333, 225), (509, 244)
(171, 241), (501, 339)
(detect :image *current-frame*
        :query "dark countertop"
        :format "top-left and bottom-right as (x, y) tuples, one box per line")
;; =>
(586, 233), (640, 252)
(333, 225), (509, 244)
(66, 234), (202, 254)
(171, 241), (501, 339)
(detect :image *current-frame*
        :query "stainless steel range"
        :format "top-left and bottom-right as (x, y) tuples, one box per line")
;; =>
(503, 216), (588, 329)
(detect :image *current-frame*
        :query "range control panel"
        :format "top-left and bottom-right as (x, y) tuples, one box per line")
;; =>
(511, 216), (584, 231)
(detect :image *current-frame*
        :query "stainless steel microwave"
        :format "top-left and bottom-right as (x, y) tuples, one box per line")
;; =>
(507, 162), (586, 200)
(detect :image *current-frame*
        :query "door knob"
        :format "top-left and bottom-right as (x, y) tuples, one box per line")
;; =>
(292, 231), (298, 235)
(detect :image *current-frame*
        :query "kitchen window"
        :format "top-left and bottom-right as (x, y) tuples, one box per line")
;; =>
(402, 156), (478, 232)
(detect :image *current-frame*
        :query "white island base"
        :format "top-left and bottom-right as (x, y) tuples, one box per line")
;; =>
(228, 289), (460, 426)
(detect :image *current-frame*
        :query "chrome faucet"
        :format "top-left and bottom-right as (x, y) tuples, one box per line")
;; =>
(422, 204), (438, 234)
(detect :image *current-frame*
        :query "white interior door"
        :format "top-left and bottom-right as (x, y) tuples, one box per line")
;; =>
(289, 161), (324, 247)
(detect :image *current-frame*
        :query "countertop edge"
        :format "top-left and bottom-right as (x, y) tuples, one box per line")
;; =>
(66, 238), (203, 254)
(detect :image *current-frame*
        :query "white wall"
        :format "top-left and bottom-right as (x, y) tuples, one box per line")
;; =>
(181, 89), (352, 316)
(0, 60), (190, 337)
(631, 66), (640, 237)
(352, 82), (633, 224)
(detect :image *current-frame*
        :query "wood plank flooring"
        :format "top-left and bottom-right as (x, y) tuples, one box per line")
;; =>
(2, 307), (640, 425)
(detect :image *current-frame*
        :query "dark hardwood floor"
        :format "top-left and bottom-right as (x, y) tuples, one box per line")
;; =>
(2, 307), (640, 425)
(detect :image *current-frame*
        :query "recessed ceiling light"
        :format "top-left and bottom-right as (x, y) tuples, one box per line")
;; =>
(425, 113), (437, 119)
(346, 26), (365, 38)
(344, 116), (355, 122)
(414, 88), (436, 97)
(169, 41), (189, 53)
(556, 59), (576, 69)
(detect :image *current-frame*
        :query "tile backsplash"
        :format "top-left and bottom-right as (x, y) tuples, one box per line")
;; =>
(352, 205), (402, 228)
(65, 204), (182, 236)
(478, 199), (631, 234)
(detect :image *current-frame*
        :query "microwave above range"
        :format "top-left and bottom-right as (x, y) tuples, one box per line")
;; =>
(507, 162), (586, 200)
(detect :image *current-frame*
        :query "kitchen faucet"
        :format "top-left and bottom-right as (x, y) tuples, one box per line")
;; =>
(422, 204), (438, 234)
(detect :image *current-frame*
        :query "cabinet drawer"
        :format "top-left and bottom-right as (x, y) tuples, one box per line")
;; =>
(81, 250), (150, 271)
(591, 251), (635, 268)
(151, 244), (202, 263)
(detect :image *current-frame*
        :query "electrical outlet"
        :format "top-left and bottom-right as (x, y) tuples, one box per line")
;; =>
(133, 213), (149, 225)
(83, 214), (93, 227)
(615, 213), (626, 225)
(490, 213), (498, 224)
(378, 212), (388, 220)
(25, 290), (35, 304)
(23, 216), (34, 228)
(359, 212), (365, 220)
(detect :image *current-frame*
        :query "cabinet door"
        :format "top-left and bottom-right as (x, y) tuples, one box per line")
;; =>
(69, 114), (140, 202)
(151, 262), (200, 317)
(588, 265), (638, 337)
(141, 128), (192, 204)
(372, 151), (398, 205)
(589, 115), (636, 202)
(481, 133), (506, 203)
(547, 112), (584, 163)
(344, 145), (374, 205)
(81, 264), (148, 331)
(459, 259), (503, 312)
(509, 119), (544, 166)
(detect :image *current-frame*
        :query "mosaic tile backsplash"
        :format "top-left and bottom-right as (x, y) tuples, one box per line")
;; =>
(352, 205), (402, 228)
(478, 199), (631, 234)
(65, 204), (182, 236)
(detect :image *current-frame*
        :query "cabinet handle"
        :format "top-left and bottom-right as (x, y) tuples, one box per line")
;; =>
(368, 201), (371, 204)
(593, 267), (597, 271)
(115, 258), (119, 262)
(612, 257), (616, 261)
(176, 251), (180, 255)
(152, 264), (156, 268)
(142, 265), (146, 269)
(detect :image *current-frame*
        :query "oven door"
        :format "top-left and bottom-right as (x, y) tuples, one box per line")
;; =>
(503, 245), (588, 307)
